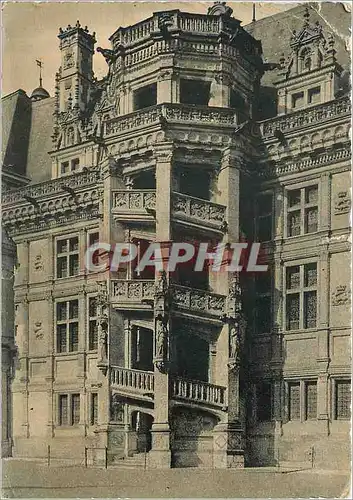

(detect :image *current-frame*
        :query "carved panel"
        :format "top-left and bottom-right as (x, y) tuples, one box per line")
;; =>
(332, 285), (351, 306)
(334, 191), (351, 215)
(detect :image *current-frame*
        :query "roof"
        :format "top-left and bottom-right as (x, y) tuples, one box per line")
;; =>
(245, 2), (351, 87)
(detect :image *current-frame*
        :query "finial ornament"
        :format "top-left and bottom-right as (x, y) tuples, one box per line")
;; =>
(303, 6), (310, 24)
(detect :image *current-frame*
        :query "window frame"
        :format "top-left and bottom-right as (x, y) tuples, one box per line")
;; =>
(90, 392), (99, 426)
(284, 261), (318, 332)
(286, 379), (318, 422)
(57, 393), (81, 427)
(254, 268), (273, 335)
(333, 378), (351, 420)
(55, 234), (80, 279)
(87, 295), (98, 351)
(285, 182), (319, 238)
(55, 298), (80, 353)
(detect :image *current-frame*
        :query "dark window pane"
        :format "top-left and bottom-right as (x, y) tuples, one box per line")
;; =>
(57, 239), (67, 253)
(305, 186), (318, 204)
(57, 302), (67, 321)
(304, 263), (317, 287)
(69, 254), (79, 276)
(57, 324), (67, 352)
(69, 323), (79, 352)
(286, 293), (300, 330)
(91, 393), (98, 425)
(304, 291), (317, 329)
(59, 395), (68, 425)
(288, 211), (301, 236)
(89, 321), (98, 350)
(289, 383), (300, 420)
(71, 394), (80, 425)
(286, 266), (300, 290)
(61, 162), (69, 175)
(69, 300), (79, 319)
(89, 233), (99, 246)
(288, 190), (301, 208)
(336, 381), (351, 419)
(256, 272), (272, 294)
(71, 158), (80, 171)
(180, 79), (210, 106)
(257, 382), (272, 422)
(89, 297), (97, 317)
(305, 382), (317, 420)
(57, 257), (67, 278)
(69, 237), (79, 252)
(305, 207), (318, 233)
(134, 83), (157, 110)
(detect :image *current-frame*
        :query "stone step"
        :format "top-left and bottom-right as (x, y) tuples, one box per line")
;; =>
(111, 453), (148, 469)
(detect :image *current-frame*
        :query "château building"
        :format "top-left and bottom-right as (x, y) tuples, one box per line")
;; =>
(2, 2), (351, 468)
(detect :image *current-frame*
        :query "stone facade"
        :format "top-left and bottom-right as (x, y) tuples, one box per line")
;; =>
(2, 3), (351, 468)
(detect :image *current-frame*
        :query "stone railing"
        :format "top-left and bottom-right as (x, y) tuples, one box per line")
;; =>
(104, 103), (238, 137)
(171, 377), (227, 408)
(110, 366), (154, 394)
(173, 192), (226, 228)
(260, 96), (351, 139)
(172, 285), (226, 317)
(112, 190), (156, 211)
(2, 168), (101, 205)
(111, 280), (155, 302)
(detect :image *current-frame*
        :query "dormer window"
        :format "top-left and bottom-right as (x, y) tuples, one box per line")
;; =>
(300, 47), (312, 73)
(60, 158), (80, 176)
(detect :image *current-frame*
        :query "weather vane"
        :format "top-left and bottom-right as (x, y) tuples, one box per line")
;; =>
(36, 59), (43, 87)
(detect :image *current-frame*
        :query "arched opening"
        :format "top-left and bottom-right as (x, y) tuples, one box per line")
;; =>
(131, 411), (154, 453)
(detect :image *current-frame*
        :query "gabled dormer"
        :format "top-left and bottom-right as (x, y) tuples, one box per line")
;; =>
(274, 7), (343, 115)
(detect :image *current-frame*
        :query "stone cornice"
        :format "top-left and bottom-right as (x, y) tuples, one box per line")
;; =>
(258, 146), (351, 179)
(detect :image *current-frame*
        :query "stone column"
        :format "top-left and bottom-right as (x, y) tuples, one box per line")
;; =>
(46, 292), (55, 438)
(209, 73), (230, 108)
(213, 148), (244, 468)
(157, 69), (173, 104)
(148, 143), (174, 469)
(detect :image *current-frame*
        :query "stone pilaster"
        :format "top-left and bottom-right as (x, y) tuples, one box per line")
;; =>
(148, 143), (174, 469)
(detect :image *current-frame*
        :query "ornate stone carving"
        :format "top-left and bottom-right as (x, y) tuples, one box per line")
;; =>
(33, 254), (43, 272)
(334, 191), (351, 215)
(110, 395), (125, 422)
(97, 281), (109, 374)
(33, 321), (43, 339)
(261, 96), (350, 139)
(332, 285), (351, 306)
(154, 271), (170, 373)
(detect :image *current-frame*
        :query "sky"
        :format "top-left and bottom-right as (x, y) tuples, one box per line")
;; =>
(2, 1), (298, 97)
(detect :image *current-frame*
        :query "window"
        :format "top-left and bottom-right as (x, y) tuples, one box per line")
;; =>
(71, 158), (80, 171)
(292, 91), (304, 109)
(56, 300), (79, 353)
(305, 382), (317, 420)
(335, 380), (351, 419)
(90, 393), (98, 425)
(61, 161), (69, 175)
(58, 393), (80, 426)
(308, 87), (321, 105)
(88, 232), (100, 267)
(88, 297), (98, 351)
(256, 193), (273, 242)
(287, 185), (318, 237)
(180, 79), (210, 106)
(288, 382), (300, 420)
(56, 236), (79, 278)
(257, 382), (272, 422)
(133, 83), (157, 110)
(286, 263), (317, 331)
(255, 271), (272, 334)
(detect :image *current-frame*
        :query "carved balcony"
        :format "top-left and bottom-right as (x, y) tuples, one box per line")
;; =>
(110, 366), (154, 400)
(172, 192), (226, 233)
(171, 285), (226, 320)
(111, 280), (226, 320)
(260, 96), (351, 140)
(112, 190), (156, 223)
(111, 280), (155, 310)
(104, 103), (238, 138)
(170, 377), (227, 409)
